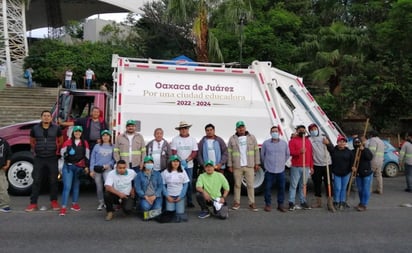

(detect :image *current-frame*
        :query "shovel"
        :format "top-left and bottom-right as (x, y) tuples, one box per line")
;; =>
(324, 145), (336, 212)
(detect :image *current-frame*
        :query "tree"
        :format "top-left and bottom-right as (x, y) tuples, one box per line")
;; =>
(166, 0), (252, 62)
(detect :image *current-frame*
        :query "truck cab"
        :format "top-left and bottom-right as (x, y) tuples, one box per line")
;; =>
(2, 89), (111, 195)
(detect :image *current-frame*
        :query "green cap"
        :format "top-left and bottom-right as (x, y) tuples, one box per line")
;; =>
(144, 155), (154, 163)
(126, 120), (136, 126)
(169, 155), (180, 162)
(204, 160), (214, 167)
(236, 121), (245, 128)
(100, 129), (111, 136)
(73, 125), (83, 132)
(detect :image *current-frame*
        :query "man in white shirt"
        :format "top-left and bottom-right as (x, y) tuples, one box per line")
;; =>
(171, 121), (198, 208)
(65, 69), (73, 89)
(85, 68), (95, 89)
(104, 160), (137, 221)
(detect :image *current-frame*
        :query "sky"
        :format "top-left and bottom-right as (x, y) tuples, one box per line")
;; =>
(28, 13), (130, 38)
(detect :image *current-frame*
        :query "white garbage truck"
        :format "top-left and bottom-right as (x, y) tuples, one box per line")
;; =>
(111, 55), (342, 193)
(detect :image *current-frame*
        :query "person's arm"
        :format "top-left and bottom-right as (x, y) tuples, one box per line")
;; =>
(105, 185), (127, 199)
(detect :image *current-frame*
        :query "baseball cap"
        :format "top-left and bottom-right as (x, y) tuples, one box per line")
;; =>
(126, 120), (136, 126)
(73, 125), (83, 132)
(337, 135), (347, 142)
(236, 121), (245, 128)
(144, 155), (154, 163)
(169, 155), (180, 162)
(100, 129), (111, 136)
(204, 160), (214, 167)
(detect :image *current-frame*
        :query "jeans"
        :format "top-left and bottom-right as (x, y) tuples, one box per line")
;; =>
(405, 164), (412, 190)
(140, 196), (163, 211)
(165, 196), (185, 214)
(61, 164), (83, 207)
(356, 174), (373, 206)
(288, 167), (309, 204)
(185, 167), (193, 205)
(64, 80), (71, 89)
(333, 173), (350, 203)
(30, 156), (59, 204)
(264, 171), (285, 206)
(86, 79), (92, 89)
(93, 169), (110, 203)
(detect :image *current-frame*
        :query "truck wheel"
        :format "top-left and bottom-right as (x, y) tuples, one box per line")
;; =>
(7, 151), (34, 195)
(241, 167), (265, 195)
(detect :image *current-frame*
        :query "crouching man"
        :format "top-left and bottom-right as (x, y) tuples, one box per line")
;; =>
(196, 160), (230, 219)
(104, 159), (137, 221)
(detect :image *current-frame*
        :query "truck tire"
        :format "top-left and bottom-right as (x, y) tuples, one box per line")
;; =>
(7, 151), (34, 195)
(241, 167), (265, 195)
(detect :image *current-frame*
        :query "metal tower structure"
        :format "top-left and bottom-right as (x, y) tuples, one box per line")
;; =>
(0, 0), (28, 87)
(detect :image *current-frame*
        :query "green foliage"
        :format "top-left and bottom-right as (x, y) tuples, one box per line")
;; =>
(24, 39), (137, 87)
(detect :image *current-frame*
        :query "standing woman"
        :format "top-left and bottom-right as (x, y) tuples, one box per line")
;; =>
(59, 126), (90, 216)
(353, 137), (373, 211)
(90, 130), (115, 210)
(161, 155), (190, 222)
(329, 135), (354, 210)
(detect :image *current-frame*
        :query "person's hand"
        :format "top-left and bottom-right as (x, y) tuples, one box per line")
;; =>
(352, 167), (357, 172)
(254, 164), (260, 172)
(118, 192), (127, 199)
(310, 167), (314, 175)
(174, 197), (181, 203)
(300, 147), (306, 153)
(228, 167), (233, 173)
(89, 171), (95, 178)
(323, 138), (329, 145)
(167, 196), (174, 203)
(203, 191), (211, 202)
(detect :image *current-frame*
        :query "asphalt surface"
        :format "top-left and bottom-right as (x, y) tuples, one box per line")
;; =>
(1, 174), (412, 253)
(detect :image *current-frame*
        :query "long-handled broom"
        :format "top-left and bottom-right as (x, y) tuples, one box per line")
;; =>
(324, 145), (335, 212)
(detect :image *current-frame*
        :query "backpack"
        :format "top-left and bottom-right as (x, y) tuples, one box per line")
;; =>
(23, 70), (29, 79)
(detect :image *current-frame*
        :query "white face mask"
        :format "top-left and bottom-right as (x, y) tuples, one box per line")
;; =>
(310, 130), (318, 136)
(145, 164), (154, 170)
(271, 132), (279, 139)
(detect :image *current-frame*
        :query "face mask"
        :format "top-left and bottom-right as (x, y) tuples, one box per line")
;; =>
(298, 132), (305, 137)
(271, 132), (279, 139)
(310, 130), (318, 136)
(145, 164), (154, 170)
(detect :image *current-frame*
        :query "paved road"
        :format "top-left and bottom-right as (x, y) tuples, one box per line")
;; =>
(2, 174), (412, 253)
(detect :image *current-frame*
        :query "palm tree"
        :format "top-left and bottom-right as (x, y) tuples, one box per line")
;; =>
(166, 0), (251, 62)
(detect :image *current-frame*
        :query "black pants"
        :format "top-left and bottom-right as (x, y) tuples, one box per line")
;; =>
(104, 191), (134, 214)
(30, 156), (59, 204)
(312, 165), (333, 197)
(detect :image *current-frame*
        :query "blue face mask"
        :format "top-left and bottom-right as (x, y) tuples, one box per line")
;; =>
(271, 132), (279, 139)
(310, 130), (318, 136)
(145, 163), (154, 170)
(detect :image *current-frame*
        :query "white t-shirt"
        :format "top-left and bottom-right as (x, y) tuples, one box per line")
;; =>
(171, 135), (198, 168)
(127, 134), (134, 161)
(151, 140), (163, 171)
(85, 69), (94, 80)
(105, 169), (137, 195)
(206, 139), (216, 164)
(238, 136), (248, 166)
(65, 71), (73, 81)
(161, 170), (190, 196)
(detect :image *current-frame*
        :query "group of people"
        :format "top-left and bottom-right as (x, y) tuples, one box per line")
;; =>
(64, 67), (95, 89)
(2, 108), (411, 220)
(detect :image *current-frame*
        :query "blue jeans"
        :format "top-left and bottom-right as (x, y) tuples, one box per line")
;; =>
(288, 167), (309, 204)
(64, 80), (71, 89)
(140, 196), (163, 211)
(165, 196), (185, 214)
(61, 164), (83, 207)
(356, 174), (373, 206)
(333, 173), (350, 203)
(86, 79), (92, 89)
(264, 171), (285, 206)
(405, 164), (412, 190)
(185, 167), (193, 205)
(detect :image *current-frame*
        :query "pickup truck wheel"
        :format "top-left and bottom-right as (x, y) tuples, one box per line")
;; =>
(241, 167), (265, 195)
(7, 151), (34, 195)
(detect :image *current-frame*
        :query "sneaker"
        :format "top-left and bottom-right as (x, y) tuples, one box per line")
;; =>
(71, 203), (81, 211)
(0, 207), (11, 213)
(342, 202), (350, 209)
(198, 210), (210, 219)
(231, 202), (240, 210)
(105, 212), (113, 221)
(59, 208), (66, 216)
(288, 202), (296, 211)
(339, 202), (345, 211)
(25, 204), (38, 212)
(300, 202), (312, 210)
(405, 188), (412, 193)
(51, 200), (60, 211)
(264, 205), (272, 212)
(249, 203), (258, 212)
(97, 203), (105, 211)
(356, 204), (367, 212)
